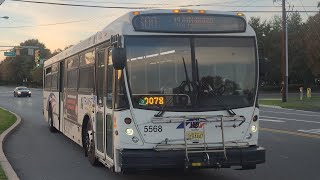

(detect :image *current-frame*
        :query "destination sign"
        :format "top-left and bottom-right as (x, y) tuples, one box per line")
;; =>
(132, 14), (246, 33)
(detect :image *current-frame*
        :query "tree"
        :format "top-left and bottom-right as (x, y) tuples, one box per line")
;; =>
(302, 13), (320, 79)
(50, 48), (63, 58)
(287, 12), (314, 85)
(0, 39), (51, 86)
(30, 65), (43, 87)
(20, 39), (51, 61)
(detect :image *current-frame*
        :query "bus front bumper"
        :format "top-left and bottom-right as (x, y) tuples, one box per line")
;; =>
(118, 146), (265, 169)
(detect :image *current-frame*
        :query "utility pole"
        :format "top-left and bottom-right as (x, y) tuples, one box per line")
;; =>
(282, 0), (288, 102)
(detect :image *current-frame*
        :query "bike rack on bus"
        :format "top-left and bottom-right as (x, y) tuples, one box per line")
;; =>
(151, 115), (246, 168)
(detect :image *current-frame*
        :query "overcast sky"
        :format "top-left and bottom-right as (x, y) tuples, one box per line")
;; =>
(0, 0), (318, 61)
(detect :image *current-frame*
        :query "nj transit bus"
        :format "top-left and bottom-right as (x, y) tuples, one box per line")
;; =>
(43, 9), (265, 173)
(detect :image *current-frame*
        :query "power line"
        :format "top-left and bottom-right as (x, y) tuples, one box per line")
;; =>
(0, 11), (319, 29)
(55, 0), (174, 5)
(0, 13), (119, 28)
(55, 0), (243, 6)
(10, 0), (320, 9)
(10, 0), (155, 9)
(0, 19), (90, 28)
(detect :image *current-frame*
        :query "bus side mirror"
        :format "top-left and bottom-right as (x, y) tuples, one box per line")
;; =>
(112, 47), (127, 70)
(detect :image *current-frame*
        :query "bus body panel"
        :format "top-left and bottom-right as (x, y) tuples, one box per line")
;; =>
(115, 107), (259, 149)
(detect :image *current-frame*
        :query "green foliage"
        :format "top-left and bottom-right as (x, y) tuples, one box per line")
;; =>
(30, 65), (43, 87)
(0, 164), (7, 180)
(259, 96), (320, 111)
(250, 12), (320, 87)
(0, 108), (16, 180)
(0, 108), (16, 134)
(0, 39), (49, 87)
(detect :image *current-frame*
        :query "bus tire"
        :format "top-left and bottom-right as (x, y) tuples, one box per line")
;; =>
(85, 120), (99, 166)
(48, 105), (57, 133)
(82, 116), (89, 157)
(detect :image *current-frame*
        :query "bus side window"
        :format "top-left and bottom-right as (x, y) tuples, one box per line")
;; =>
(106, 49), (113, 108)
(45, 67), (52, 90)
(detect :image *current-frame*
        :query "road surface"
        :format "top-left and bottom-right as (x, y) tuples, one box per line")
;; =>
(1, 86), (319, 180)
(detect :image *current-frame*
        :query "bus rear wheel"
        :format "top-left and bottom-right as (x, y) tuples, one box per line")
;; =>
(85, 121), (99, 166)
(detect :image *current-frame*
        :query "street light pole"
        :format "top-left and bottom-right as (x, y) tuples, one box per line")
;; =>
(282, 0), (288, 102)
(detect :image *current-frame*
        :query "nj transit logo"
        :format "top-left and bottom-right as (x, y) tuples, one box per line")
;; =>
(176, 118), (206, 129)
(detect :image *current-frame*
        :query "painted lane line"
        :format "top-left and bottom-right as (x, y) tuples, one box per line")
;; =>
(260, 119), (286, 123)
(298, 129), (320, 135)
(261, 110), (320, 117)
(260, 128), (320, 139)
(260, 116), (320, 124)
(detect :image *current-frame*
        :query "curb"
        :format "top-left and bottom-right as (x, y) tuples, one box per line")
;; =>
(260, 105), (320, 113)
(0, 107), (21, 180)
(259, 104), (283, 109)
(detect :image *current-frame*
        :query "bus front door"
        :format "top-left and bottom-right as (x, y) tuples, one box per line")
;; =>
(105, 48), (114, 161)
(95, 47), (114, 165)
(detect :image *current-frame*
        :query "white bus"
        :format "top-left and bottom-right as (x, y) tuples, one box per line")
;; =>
(43, 9), (265, 173)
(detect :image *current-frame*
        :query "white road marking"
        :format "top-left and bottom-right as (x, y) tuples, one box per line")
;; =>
(298, 129), (320, 135)
(261, 110), (320, 117)
(261, 116), (320, 124)
(260, 119), (286, 123)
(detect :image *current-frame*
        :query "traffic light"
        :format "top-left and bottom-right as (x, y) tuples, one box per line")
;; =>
(35, 49), (40, 66)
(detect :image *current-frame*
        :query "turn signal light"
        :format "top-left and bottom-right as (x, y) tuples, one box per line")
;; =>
(173, 9), (181, 13)
(133, 11), (140, 15)
(237, 12), (244, 16)
(199, 10), (206, 14)
(124, 118), (132, 124)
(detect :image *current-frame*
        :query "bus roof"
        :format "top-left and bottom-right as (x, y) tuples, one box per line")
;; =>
(44, 9), (255, 67)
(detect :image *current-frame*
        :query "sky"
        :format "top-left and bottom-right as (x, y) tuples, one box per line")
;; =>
(0, 0), (319, 61)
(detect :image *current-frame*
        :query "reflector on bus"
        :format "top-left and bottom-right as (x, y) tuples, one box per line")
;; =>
(132, 13), (246, 33)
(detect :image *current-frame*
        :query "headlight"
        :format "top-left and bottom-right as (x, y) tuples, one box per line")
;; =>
(28, 91), (31, 94)
(251, 125), (257, 133)
(125, 128), (134, 135)
(17, 92), (21, 94)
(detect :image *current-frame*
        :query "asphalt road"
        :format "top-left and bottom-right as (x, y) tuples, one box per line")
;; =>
(1, 86), (320, 180)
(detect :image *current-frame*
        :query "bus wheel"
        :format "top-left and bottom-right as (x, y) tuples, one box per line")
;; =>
(48, 105), (57, 132)
(85, 121), (99, 166)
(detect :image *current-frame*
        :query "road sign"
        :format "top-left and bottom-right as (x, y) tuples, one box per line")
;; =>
(4, 51), (16, 57)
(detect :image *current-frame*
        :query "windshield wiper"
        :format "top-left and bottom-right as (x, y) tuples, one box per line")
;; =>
(195, 59), (236, 116)
(154, 57), (191, 117)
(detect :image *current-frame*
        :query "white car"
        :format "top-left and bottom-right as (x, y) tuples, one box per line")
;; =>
(13, 87), (32, 97)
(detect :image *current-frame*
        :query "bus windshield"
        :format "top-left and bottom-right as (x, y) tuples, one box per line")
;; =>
(126, 37), (257, 111)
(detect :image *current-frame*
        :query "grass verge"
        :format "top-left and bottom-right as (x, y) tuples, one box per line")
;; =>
(0, 108), (17, 180)
(260, 97), (320, 111)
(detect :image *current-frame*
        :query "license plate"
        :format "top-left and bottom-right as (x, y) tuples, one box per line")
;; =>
(186, 131), (204, 141)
